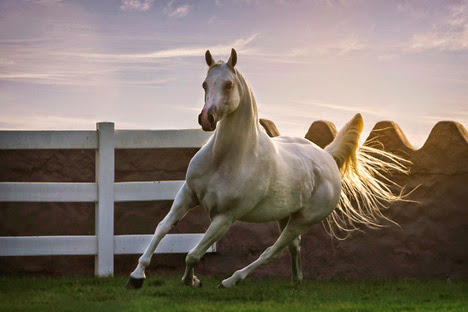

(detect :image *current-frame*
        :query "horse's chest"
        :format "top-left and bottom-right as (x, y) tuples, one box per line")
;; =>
(189, 166), (267, 216)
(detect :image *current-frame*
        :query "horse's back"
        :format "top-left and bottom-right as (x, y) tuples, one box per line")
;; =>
(271, 136), (335, 171)
(272, 136), (312, 144)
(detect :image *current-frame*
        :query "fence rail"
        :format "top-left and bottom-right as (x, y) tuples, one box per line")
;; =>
(0, 122), (213, 276)
(0, 129), (211, 149)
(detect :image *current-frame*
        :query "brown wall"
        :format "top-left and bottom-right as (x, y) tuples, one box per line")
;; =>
(1, 119), (467, 280)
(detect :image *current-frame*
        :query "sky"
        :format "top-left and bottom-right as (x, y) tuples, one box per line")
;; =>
(1, 0), (467, 148)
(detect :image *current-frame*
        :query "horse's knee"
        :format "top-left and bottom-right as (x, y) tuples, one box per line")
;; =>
(260, 247), (281, 263)
(138, 255), (150, 268)
(185, 252), (199, 267)
(155, 221), (171, 237)
(288, 237), (301, 256)
(293, 235), (301, 247)
(270, 252), (281, 262)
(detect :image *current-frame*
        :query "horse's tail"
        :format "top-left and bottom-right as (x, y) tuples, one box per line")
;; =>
(324, 113), (410, 239)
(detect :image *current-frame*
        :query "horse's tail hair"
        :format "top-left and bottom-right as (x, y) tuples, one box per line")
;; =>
(324, 113), (411, 239)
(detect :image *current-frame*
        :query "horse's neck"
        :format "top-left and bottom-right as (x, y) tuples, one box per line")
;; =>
(212, 74), (262, 163)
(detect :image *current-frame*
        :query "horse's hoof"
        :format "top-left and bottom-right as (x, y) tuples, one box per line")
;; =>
(217, 283), (226, 289)
(182, 275), (203, 288)
(193, 276), (203, 288)
(126, 277), (145, 290)
(292, 277), (303, 285)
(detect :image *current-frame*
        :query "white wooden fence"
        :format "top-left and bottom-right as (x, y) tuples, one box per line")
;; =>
(0, 122), (214, 276)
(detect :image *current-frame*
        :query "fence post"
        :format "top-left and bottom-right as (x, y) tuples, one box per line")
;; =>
(95, 122), (115, 276)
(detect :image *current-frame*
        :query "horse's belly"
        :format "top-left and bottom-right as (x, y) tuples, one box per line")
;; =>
(238, 197), (301, 223)
(238, 165), (315, 223)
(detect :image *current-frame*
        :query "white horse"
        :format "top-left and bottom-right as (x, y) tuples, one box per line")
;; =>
(126, 49), (408, 289)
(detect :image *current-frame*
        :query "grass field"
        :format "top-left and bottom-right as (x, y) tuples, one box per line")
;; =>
(1, 274), (467, 312)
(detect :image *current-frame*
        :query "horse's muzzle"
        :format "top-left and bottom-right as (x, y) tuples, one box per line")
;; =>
(198, 108), (217, 131)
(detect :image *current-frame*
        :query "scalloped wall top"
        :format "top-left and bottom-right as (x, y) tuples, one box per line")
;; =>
(261, 118), (468, 175)
(259, 119), (280, 137)
(304, 120), (337, 149)
(412, 121), (468, 175)
(365, 121), (415, 157)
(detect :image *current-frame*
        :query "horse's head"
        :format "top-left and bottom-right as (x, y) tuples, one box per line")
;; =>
(198, 48), (241, 131)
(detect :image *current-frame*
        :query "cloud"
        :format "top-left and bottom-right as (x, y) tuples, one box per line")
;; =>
(120, 0), (154, 12)
(230, 33), (259, 50)
(234, 0), (311, 6)
(337, 36), (367, 55)
(408, 31), (468, 52)
(406, 3), (468, 52)
(55, 33), (259, 62)
(0, 114), (96, 130)
(269, 34), (367, 61)
(24, 0), (63, 5)
(292, 99), (385, 117)
(420, 111), (468, 124)
(0, 32), (259, 87)
(377, 53), (400, 61)
(0, 70), (176, 88)
(0, 66), (121, 87)
(315, 35), (367, 56)
(164, 1), (192, 18)
(0, 114), (141, 130)
(172, 105), (202, 112)
(0, 73), (71, 80)
(116, 78), (176, 87)
(0, 58), (15, 65)
(208, 15), (217, 24)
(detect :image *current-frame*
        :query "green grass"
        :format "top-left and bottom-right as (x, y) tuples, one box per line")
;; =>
(1, 274), (467, 312)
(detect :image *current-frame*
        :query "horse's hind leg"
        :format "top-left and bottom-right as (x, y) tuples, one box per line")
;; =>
(219, 217), (307, 288)
(278, 218), (303, 284)
(126, 184), (198, 289)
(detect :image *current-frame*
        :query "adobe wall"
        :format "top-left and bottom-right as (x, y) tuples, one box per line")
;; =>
(1, 119), (467, 280)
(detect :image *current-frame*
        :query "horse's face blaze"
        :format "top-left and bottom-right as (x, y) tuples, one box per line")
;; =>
(199, 58), (240, 132)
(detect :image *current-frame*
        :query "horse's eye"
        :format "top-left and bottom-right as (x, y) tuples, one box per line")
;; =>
(224, 82), (233, 91)
(202, 82), (207, 90)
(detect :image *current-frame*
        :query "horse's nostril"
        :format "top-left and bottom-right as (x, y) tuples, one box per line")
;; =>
(207, 114), (214, 125)
(198, 113), (202, 126)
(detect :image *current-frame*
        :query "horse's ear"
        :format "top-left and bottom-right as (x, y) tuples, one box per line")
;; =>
(205, 50), (215, 67)
(227, 48), (237, 68)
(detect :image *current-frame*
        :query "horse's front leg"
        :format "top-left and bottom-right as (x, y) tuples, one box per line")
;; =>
(182, 214), (232, 287)
(126, 183), (198, 289)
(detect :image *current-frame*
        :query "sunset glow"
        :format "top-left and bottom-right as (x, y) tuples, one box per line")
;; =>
(1, 0), (467, 147)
